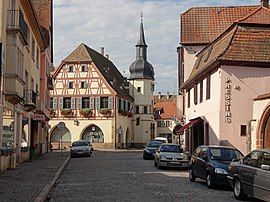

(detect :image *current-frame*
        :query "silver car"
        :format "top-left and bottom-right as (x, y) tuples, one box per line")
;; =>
(154, 143), (189, 169)
(227, 149), (270, 201)
(70, 140), (91, 158)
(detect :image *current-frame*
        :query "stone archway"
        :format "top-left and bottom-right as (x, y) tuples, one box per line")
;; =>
(50, 125), (71, 150)
(257, 104), (270, 149)
(81, 124), (104, 143)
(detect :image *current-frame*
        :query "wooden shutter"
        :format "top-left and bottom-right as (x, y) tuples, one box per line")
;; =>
(109, 97), (114, 109)
(121, 99), (124, 110)
(53, 97), (57, 109)
(206, 75), (211, 100)
(90, 97), (95, 109)
(125, 101), (128, 112)
(96, 97), (100, 109)
(194, 83), (198, 105)
(59, 97), (63, 109)
(78, 97), (82, 109)
(71, 97), (76, 109)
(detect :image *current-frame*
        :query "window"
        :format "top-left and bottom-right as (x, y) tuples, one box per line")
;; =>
(137, 87), (141, 93)
(194, 83), (198, 105)
(63, 97), (71, 109)
(82, 97), (90, 108)
(81, 81), (87, 89)
(50, 98), (53, 109)
(31, 37), (35, 60)
(165, 121), (171, 127)
(244, 151), (262, 168)
(200, 80), (203, 103)
(100, 97), (109, 108)
(136, 106), (139, 114)
(187, 90), (190, 108)
(144, 106), (148, 114)
(258, 152), (270, 166)
(198, 147), (208, 159)
(240, 125), (247, 136)
(68, 65), (73, 72)
(81, 65), (88, 72)
(206, 75), (211, 100)
(157, 121), (161, 127)
(36, 47), (39, 67)
(136, 117), (140, 126)
(68, 81), (73, 89)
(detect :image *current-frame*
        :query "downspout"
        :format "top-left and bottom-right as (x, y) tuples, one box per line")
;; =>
(114, 96), (117, 150)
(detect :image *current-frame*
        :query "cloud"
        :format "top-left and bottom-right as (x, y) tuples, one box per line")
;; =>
(54, 0), (259, 94)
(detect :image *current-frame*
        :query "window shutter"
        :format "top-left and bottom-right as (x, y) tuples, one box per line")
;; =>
(90, 97), (95, 109)
(121, 99), (124, 110)
(71, 97), (75, 109)
(147, 106), (151, 114)
(109, 97), (114, 109)
(125, 101), (128, 112)
(78, 97), (82, 109)
(53, 97), (57, 109)
(96, 97), (100, 109)
(59, 97), (63, 109)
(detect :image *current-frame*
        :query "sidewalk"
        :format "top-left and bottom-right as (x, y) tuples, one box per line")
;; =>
(0, 151), (69, 202)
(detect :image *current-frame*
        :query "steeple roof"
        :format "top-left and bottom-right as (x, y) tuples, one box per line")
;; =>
(129, 17), (154, 80)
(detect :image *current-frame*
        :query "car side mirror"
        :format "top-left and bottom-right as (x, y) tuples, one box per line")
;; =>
(232, 158), (240, 162)
(261, 164), (270, 171)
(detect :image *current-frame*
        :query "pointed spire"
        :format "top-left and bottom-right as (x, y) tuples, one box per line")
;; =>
(136, 13), (147, 47)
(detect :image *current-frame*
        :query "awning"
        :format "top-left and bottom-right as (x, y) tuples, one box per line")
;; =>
(175, 117), (203, 135)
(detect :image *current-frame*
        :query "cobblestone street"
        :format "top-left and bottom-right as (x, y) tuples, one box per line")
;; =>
(49, 151), (238, 202)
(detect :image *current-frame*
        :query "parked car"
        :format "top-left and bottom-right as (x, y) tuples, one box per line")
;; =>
(189, 145), (243, 189)
(70, 140), (91, 158)
(143, 140), (163, 160)
(154, 137), (168, 143)
(227, 149), (270, 201)
(154, 143), (189, 169)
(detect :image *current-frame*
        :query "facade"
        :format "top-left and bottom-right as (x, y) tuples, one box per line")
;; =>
(154, 93), (182, 144)
(0, 0), (51, 172)
(49, 18), (155, 149)
(179, 5), (270, 154)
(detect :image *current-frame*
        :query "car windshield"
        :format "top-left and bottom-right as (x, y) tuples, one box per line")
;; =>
(72, 141), (89, 147)
(160, 145), (183, 153)
(209, 148), (243, 161)
(154, 139), (166, 143)
(147, 141), (162, 148)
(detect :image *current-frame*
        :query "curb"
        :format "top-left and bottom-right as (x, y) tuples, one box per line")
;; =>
(34, 156), (70, 202)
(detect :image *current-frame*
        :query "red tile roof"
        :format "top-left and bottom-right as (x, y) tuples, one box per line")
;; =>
(154, 100), (176, 119)
(182, 15), (270, 88)
(254, 92), (270, 100)
(238, 6), (270, 24)
(181, 5), (259, 44)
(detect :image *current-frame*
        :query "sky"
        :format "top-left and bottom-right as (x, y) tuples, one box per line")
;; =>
(54, 0), (259, 95)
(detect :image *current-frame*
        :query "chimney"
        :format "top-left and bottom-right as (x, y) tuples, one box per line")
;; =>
(158, 92), (161, 100)
(166, 92), (170, 100)
(100, 47), (105, 55)
(106, 54), (109, 59)
(261, 0), (269, 7)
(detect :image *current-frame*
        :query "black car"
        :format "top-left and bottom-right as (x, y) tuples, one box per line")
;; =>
(189, 145), (243, 188)
(227, 149), (270, 201)
(143, 140), (163, 160)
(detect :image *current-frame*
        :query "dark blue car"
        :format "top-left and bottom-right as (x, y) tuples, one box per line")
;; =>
(143, 140), (163, 160)
(188, 145), (243, 189)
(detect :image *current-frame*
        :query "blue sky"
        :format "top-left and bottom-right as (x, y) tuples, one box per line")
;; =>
(54, 0), (259, 94)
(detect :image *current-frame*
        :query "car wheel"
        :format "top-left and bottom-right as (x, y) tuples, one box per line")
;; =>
(189, 168), (196, 182)
(206, 173), (214, 189)
(143, 154), (147, 160)
(233, 178), (247, 200)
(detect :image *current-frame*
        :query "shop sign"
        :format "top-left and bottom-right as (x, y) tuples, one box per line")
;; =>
(225, 78), (232, 123)
(31, 114), (45, 121)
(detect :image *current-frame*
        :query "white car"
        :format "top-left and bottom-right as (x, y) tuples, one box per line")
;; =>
(70, 140), (91, 158)
(154, 137), (168, 143)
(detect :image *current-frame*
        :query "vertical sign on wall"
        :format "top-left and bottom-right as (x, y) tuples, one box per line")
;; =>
(225, 78), (232, 123)
(0, 43), (4, 102)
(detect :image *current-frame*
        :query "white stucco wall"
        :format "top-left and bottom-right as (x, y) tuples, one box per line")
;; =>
(220, 66), (270, 154)
(251, 99), (270, 150)
(185, 70), (221, 145)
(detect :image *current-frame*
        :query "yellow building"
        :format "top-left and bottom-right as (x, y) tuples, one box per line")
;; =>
(1, 0), (46, 172)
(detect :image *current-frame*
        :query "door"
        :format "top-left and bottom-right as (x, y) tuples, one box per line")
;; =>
(253, 152), (270, 201)
(191, 147), (201, 177)
(241, 151), (262, 197)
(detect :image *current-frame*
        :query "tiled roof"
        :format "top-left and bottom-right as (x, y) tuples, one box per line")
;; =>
(181, 5), (259, 44)
(55, 44), (134, 101)
(254, 92), (270, 101)
(238, 6), (270, 24)
(182, 14), (270, 88)
(154, 100), (176, 119)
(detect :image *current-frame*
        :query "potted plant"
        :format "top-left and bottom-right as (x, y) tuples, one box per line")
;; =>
(61, 109), (73, 117)
(99, 108), (111, 116)
(127, 112), (132, 117)
(80, 109), (92, 117)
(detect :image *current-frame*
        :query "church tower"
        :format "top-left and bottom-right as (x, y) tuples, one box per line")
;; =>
(129, 16), (155, 146)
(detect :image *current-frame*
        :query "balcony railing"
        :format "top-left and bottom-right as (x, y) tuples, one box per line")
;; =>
(7, 10), (29, 45)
